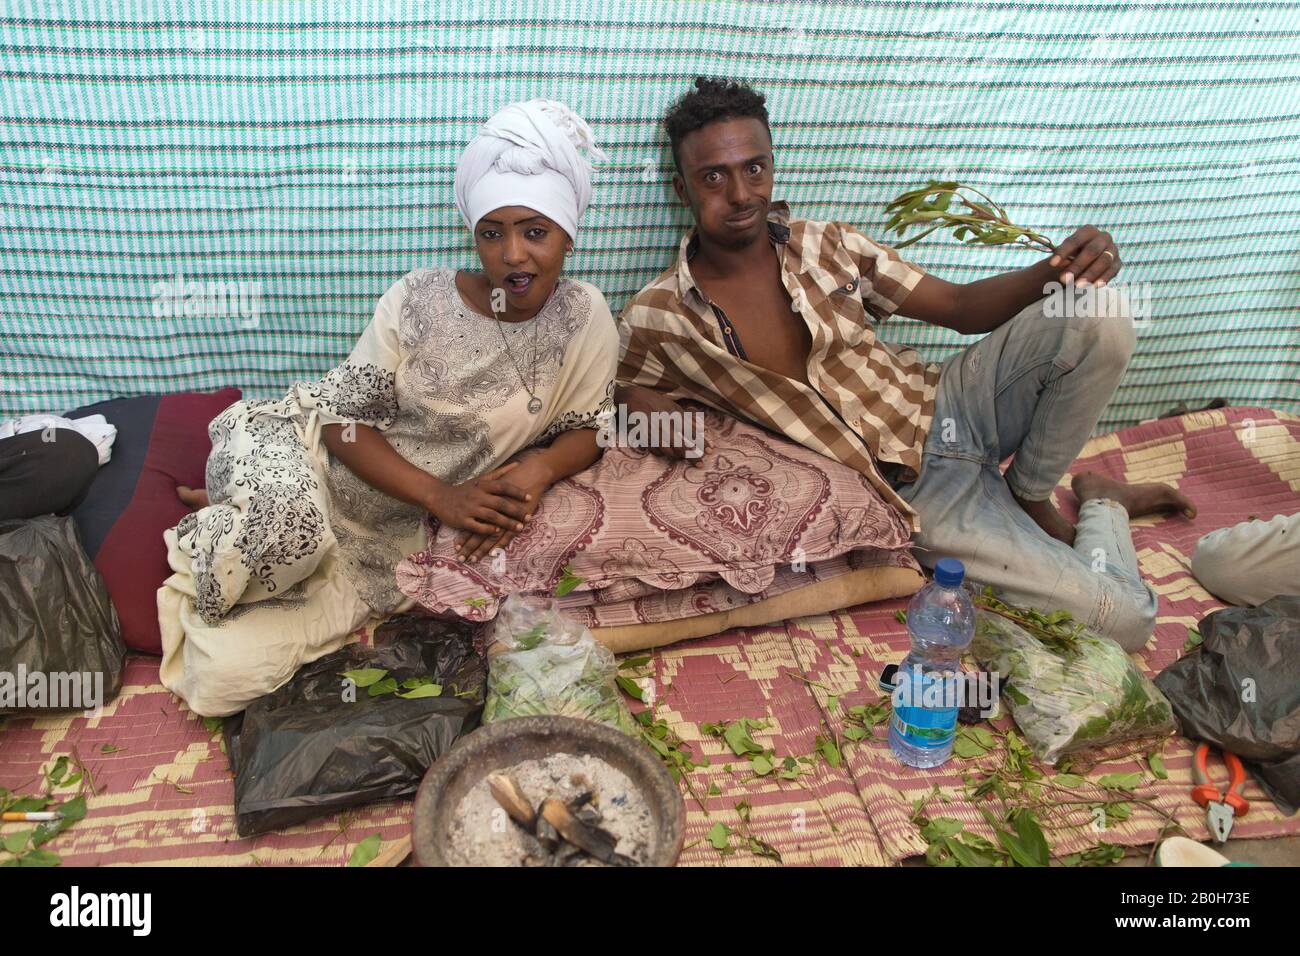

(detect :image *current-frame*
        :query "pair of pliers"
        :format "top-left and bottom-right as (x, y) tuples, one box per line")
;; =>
(1191, 743), (1250, 843)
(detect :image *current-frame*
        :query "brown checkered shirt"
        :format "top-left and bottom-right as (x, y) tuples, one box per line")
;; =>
(616, 201), (941, 530)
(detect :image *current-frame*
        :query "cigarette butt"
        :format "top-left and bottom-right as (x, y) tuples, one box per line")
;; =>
(2, 811), (64, 822)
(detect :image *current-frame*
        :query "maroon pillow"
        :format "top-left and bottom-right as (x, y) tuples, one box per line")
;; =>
(65, 389), (241, 653)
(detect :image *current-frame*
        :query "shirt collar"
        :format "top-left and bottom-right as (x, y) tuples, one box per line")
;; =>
(675, 200), (793, 307)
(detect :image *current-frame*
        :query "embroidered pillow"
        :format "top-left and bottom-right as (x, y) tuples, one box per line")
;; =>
(396, 405), (914, 621)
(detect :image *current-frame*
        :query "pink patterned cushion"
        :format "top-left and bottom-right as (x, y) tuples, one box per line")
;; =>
(395, 405), (914, 622)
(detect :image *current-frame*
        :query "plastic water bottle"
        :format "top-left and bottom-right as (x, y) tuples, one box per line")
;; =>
(888, 557), (976, 768)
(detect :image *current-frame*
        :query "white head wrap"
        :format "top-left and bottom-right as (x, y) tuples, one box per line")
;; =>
(454, 99), (607, 241)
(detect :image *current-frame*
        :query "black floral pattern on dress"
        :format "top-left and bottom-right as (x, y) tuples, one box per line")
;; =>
(234, 482), (327, 592)
(302, 361), (398, 428)
(538, 378), (616, 444)
(175, 503), (239, 625)
(205, 449), (235, 504)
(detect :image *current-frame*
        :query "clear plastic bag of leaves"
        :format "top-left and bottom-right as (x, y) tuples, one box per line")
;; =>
(970, 608), (1176, 764)
(483, 594), (636, 735)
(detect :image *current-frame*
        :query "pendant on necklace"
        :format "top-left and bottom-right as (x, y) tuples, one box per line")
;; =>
(527, 396), (543, 414)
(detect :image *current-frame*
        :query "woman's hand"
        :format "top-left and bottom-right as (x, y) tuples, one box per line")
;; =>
(454, 451), (556, 563)
(426, 461), (533, 538)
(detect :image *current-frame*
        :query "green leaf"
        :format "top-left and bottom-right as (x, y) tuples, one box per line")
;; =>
(57, 795), (87, 825)
(1098, 772), (1143, 792)
(1005, 685), (1030, 706)
(1107, 801), (1134, 822)
(18, 848), (60, 867)
(842, 725), (868, 742)
(1183, 627), (1203, 652)
(826, 695), (838, 712)
(3, 830), (32, 854)
(554, 565), (585, 597)
(366, 677), (399, 698)
(1053, 773), (1087, 789)
(615, 675), (646, 702)
(202, 716), (223, 734)
(8, 797), (50, 813)
(400, 676), (434, 690)
(919, 818), (963, 842)
(944, 835), (1002, 868)
(1012, 810), (1051, 867)
(347, 833), (382, 867)
(1148, 752), (1168, 780)
(708, 783), (721, 796)
(722, 721), (764, 757)
(619, 656), (652, 671)
(465, 597), (488, 610)
(749, 754), (774, 776)
(745, 835), (783, 863)
(515, 624), (548, 650)
(817, 737), (842, 769)
(706, 822), (733, 851)
(396, 683), (442, 699)
(46, 756), (68, 786)
(894, 610), (908, 625)
(340, 668), (388, 688)
(100, 744), (125, 754)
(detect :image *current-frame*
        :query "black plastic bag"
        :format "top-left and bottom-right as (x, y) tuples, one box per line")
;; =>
(224, 613), (487, 837)
(1155, 595), (1300, 815)
(0, 515), (126, 715)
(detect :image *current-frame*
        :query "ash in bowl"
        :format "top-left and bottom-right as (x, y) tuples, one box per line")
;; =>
(448, 752), (655, 867)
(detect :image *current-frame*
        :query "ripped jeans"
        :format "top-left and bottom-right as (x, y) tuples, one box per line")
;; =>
(891, 284), (1159, 652)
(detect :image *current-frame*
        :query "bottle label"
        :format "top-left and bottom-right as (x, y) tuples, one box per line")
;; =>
(892, 668), (958, 750)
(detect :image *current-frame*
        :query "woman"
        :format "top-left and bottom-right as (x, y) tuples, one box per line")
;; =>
(160, 99), (616, 716)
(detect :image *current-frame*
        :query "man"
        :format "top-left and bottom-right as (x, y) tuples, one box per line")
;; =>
(617, 77), (1196, 652)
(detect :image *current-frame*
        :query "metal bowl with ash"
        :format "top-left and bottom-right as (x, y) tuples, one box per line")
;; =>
(411, 715), (685, 867)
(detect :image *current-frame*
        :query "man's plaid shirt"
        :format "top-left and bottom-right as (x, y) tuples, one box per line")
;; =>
(616, 201), (941, 530)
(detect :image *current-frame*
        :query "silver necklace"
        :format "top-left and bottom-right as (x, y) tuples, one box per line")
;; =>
(492, 290), (544, 414)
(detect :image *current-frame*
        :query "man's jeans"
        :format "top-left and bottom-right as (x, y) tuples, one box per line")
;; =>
(891, 284), (1159, 651)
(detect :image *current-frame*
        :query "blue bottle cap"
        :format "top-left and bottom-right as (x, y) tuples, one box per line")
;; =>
(933, 557), (965, 587)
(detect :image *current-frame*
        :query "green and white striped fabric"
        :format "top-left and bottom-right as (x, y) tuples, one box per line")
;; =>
(2, 0), (1297, 430)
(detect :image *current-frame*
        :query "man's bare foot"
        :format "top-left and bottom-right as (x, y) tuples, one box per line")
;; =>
(1071, 471), (1197, 519)
(1012, 490), (1077, 545)
(176, 484), (209, 510)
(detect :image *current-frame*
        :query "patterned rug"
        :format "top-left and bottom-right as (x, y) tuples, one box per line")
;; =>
(2, 406), (1297, 866)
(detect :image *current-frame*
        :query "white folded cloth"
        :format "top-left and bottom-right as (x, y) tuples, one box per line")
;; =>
(0, 413), (118, 466)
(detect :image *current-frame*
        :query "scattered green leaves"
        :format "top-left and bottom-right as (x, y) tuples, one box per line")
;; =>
(1183, 627), (1203, 653)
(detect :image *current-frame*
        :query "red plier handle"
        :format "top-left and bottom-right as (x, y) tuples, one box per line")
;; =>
(1192, 743), (1250, 816)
